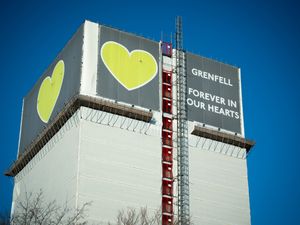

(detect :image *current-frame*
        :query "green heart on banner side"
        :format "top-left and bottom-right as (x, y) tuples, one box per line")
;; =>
(101, 41), (158, 90)
(37, 60), (65, 123)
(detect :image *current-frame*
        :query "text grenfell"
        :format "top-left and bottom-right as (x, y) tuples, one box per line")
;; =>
(191, 68), (233, 86)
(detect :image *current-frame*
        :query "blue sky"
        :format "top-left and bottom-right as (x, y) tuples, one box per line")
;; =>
(1, 0), (300, 224)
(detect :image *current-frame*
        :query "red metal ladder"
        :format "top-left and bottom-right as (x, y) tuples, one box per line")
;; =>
(161, 42), (174, 225)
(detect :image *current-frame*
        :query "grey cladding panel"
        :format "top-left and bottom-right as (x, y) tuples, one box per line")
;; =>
(18, 25), (84, 156)
(97, 26), (159, 110)
(186, 53), (242, 134)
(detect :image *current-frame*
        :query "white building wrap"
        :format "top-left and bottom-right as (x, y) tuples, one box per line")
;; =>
(12, 107), (250, 224)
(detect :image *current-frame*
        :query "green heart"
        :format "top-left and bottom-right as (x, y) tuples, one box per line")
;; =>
(101, 41), (158, 90)
(37, 60), (64, 123)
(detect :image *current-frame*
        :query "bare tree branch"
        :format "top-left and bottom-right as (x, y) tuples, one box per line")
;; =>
(110, 206), (192, 225)
(10, 190), (92, 225)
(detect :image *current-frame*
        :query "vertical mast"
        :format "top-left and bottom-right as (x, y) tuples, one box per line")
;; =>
(176, 16), (190, 225)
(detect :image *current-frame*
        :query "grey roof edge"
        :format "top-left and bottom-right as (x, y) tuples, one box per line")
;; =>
(191, 125), (255, 152)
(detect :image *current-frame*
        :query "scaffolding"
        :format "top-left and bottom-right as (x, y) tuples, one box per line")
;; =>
(175, 16), (190, 225)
